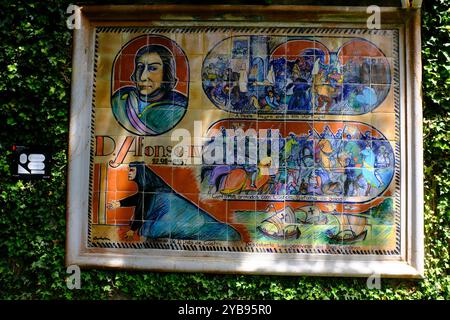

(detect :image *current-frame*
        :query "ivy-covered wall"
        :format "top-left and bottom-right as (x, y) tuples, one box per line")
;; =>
(0, 0), (449, 299)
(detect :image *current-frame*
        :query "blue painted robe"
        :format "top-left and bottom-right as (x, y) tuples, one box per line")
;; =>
(112, 87), (187, 135)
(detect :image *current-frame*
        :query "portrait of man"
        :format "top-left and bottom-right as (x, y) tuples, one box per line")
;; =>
(111, 42), (188, 135)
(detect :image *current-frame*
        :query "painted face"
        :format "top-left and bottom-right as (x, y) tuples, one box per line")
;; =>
(135, 52), (164, 96)
(128, 167), (137, 180)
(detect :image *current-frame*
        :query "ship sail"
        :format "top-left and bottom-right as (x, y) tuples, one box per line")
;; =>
(326, 213), (368, 243)
(257, 205), (300, 239)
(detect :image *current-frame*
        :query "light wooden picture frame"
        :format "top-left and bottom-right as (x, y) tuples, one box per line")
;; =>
(66, 5), (423, 278)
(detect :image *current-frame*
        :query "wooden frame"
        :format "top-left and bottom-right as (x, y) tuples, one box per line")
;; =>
(66, 5), (423, 277)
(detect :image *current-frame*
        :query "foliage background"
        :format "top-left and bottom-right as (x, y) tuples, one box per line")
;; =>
(0, 0), (449, 300)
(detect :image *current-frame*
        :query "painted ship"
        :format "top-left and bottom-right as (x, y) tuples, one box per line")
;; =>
(325, 213), (369, 243)
(257, 204), (301, 239)
(296, 205), (329, 225)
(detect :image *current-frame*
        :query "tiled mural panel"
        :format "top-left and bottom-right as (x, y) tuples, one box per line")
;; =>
(90, 27), (400, 255)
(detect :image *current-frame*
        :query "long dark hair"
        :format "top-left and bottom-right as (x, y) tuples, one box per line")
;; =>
(130, 44), (177, 92)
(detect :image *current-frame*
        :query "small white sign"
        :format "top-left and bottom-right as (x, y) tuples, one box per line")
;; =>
(12, 146), (50, 179)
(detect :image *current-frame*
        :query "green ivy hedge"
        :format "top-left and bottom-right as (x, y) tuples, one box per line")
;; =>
(0, 0), (449, 300)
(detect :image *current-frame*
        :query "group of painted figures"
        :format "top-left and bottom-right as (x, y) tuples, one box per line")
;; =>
(203, 37), (390, 114)
(201, 125), (394, 200)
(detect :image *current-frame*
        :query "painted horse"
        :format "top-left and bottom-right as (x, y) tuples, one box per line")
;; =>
(313, 72), (341, 112)
(216, 158), (275, 195)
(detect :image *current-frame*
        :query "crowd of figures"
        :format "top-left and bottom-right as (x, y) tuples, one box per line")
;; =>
(202, 36), (391, 114)
(201, 124), (394, 200)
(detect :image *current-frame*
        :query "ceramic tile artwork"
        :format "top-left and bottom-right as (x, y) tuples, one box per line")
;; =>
(90, 27), (400, 254)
